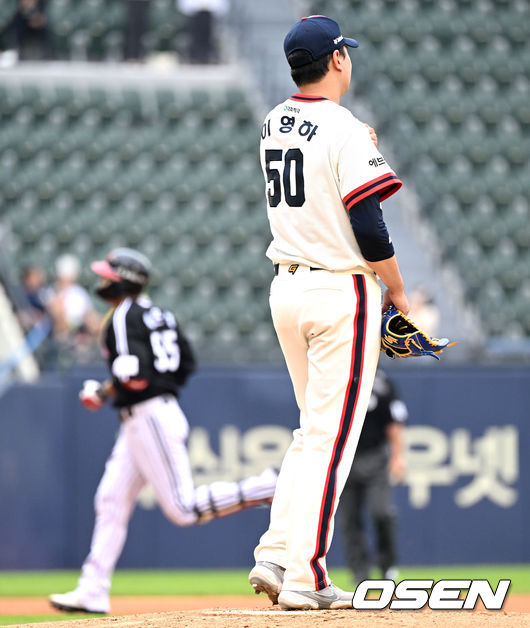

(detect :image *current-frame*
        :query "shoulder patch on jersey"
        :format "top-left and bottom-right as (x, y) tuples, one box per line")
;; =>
(368, 156), (387, 168)
(284, 104), (301, 114)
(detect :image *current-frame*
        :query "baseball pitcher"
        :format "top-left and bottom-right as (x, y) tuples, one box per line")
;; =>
(249, 16), (409, 611)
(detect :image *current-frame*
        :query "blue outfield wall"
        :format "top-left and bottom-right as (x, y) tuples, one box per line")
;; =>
(0, 364), (528, 569)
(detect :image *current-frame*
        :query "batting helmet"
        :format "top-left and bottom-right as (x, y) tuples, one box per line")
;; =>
(91, 247), (151, 300)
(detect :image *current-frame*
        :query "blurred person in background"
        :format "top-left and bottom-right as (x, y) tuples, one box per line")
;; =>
(407, 283), (440, 337)
(9, 0), (52, 60)
(339, 369), (407, 586)
(177, 0), (228, 64)
(49, 247), (277, 614)
(19, 264), (52, 329)
(123, 0), (150, 62)
(16, 263), (55, 369)
(48, 253), (101, 364)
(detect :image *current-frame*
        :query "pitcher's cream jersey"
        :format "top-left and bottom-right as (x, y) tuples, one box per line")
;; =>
(261, 93), (402, 272)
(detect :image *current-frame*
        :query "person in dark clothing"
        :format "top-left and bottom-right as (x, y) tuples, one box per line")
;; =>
(177, 0), (228, 64)
(20, 264), (51, 325)
(340, 368), (408, 585)
(10, 0), (52, 60)
(16, 264), (55, 368)
(123, 0), (150, 61)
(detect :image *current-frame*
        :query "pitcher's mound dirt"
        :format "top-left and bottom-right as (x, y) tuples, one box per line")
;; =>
(3, 595), (530, 628)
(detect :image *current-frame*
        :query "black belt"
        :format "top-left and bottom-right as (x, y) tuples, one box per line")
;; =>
(274, 263), (324, 275)
(119, 394), (174, 421)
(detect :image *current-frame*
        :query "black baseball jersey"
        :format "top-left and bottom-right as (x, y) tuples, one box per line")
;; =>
(356, 370), (408, 452)
(102, 295), (196, 408)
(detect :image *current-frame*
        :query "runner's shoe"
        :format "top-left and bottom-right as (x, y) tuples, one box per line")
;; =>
(49, 589), (109, 614)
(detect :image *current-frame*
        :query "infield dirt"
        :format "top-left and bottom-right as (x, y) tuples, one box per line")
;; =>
(3, 595), (530, 628)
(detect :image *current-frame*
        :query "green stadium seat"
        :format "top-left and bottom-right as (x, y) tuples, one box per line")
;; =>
(4, 1), (530, 349)
(308, 0), (530, 337)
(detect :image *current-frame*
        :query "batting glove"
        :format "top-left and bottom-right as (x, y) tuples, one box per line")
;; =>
(79, 379), (107, 411)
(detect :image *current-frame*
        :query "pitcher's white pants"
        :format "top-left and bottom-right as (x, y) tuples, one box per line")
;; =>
(254, 267), (381, 591)
(78, 395), (276, 598)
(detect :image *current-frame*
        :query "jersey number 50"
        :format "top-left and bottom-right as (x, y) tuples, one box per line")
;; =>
(265, 148), (305, 207)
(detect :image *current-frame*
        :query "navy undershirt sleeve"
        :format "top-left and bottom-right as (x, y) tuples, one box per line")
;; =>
(348, 192), (395, 262)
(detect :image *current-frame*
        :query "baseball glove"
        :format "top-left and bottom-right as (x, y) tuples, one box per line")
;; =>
(381, 305), (456, 360)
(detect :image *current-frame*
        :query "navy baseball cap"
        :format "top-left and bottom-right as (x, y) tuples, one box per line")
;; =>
(284, 15), (359, 68)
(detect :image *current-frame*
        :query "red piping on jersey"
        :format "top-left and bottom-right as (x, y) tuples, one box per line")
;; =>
(343, 172), (402, 210)
(290, 93), (328, 102)
(309, 274), (367, 590)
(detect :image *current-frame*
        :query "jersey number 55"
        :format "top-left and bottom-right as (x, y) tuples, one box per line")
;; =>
(150, 329), (181, 373)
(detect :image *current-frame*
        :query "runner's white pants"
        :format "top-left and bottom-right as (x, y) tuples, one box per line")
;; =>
(78, 395), (276, 597)
(254, 266), (381, 591)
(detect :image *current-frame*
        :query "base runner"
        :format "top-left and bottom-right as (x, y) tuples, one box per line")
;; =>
(50, 247), (277, 614)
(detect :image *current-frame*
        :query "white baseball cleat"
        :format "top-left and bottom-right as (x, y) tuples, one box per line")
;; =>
(278, 583), (354, 610)
(49, 589), (110, 614)
(248, 561), (285, 604)
(384, 566), (400, 582)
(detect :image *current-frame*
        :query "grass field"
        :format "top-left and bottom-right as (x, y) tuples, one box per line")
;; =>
(1, 565), (529, 626)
